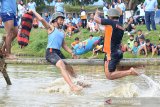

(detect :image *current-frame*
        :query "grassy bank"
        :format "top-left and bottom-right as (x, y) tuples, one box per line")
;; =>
(0, 25), (160, 58)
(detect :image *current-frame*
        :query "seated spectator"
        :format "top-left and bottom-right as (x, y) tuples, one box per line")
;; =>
(71, 37), (80, 48)
(123, 35), (135, 52)
(125, 17), (136, 35)
(33, 17), (39, 28)
(65, 14), (78, 27)
(132, 41), (140, 55)
(66, 22), (77, 37)
(157, 44), (160, 56)
(87, 18), (96, 32)
(138, 36), (147, 56)
(145, 39), (155, 56)
(135, 30), (145, 44)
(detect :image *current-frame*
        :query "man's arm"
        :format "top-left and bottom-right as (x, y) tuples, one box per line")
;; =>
(94, 9), (102, 24)
(155, 0), (158, 10)
(62, 40), (73, 54)
(31, 10), (51, 30)
(143, 1), (147, 11)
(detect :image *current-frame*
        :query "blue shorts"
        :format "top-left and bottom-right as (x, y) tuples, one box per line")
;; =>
(1, 13), (18, 26)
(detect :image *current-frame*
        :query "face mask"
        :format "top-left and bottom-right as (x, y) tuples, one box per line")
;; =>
(130, 39), (134, 41)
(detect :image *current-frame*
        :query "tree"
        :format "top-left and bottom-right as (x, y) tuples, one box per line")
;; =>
(63, 0), (99, 6)
(45, 0), (54, 6)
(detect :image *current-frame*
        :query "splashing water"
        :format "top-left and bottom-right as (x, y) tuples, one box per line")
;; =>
(138, 74), (160, 97)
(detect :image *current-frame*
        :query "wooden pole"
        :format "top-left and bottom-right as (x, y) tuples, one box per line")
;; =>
(0, 36), (12, 85)
(1, 63), (12, 85)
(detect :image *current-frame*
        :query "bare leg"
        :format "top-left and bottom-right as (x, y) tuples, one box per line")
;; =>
(56, 60), (82, 92)
(3, 20), (17, 59)
(104, 61), (139, 80)
(64, 61), (77, 78)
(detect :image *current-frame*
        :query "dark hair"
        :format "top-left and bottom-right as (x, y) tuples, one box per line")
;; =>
(130, 35), (134, 38)
(75, 37), (79, 41)
(90, 34), (93, 37)
(146, 39), (150, 43)
(138, 29), (142, 32)
(134, 41), (138, 43)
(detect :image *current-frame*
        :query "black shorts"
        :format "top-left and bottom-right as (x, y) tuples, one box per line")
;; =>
(104, 50), (123, 72)
(46, 48), (65, 65)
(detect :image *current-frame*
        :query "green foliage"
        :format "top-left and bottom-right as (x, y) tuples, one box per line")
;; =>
(63, 0), (99, 6)
(1, 25), (160, 58)
(64, 5), (103, 13)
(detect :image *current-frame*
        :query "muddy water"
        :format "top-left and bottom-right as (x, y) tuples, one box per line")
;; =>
(0, 65), (160, 107)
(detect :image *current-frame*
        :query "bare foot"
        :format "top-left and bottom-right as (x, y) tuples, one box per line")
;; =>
(130, 67), (140, 76)
(71, 85), (83, 92)
(5, 54), (17, 60)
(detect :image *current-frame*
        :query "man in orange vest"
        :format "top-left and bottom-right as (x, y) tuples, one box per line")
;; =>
(94, 8), (139, 80)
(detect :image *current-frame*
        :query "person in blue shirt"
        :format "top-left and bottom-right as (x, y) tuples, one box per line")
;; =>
(0, 0), (18, 59)
(28, 9), (83, 92)
(144, 0), (158, 31)
(115, 0), (126, 25)
(54, 0), (64, 14)
(27, 0), (36, 11)
(44, 12), (50, 23)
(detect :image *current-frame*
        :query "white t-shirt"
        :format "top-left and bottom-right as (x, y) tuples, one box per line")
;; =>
(103, 6), (108, 18)
(55, 2), (64, 13)
(28, 2), (36, 10)
(137, 4), (145, 16)
(18, 4), (25, 16)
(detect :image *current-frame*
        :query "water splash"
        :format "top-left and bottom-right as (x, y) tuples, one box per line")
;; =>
(138, 74), (160, 97)
(43, 77), (91, 94)
(106, 83), (139, 97)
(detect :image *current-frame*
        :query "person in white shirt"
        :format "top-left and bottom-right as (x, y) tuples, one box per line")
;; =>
(18, 1), (25, 17)
(136, 3), (145, 24)
(115, 0), (126, 25)
(27, 0), (36, 11)
(18, 1), (26, 25)
(103, 2), (109, 19)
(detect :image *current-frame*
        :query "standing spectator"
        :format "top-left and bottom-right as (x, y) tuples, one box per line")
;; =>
(44, 12), (50, 23)
(0, 17), (4, 28)
(103, 2), (109, 19)
(143, 0), (158, 31)
(80, 6), (87, 28)
(136, 3), (145, 24)
(18, 1), (25, 18)
(27, 0), (36, 11)
(115, 0), (126, 25)
(18, 0), (26, 25)
(0, 0), (18, 59)
(54, 0), (64, 14)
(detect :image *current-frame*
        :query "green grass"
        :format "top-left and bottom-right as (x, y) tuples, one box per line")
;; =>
(0, 25), (160, 58)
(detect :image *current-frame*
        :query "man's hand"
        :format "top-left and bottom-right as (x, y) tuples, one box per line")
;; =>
(95, 8), (100, 16)
(71, 52), (78, 59)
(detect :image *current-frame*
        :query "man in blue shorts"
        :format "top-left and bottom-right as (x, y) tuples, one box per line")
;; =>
(0, 0), (18, 59)
(94, 8), (139, 80)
